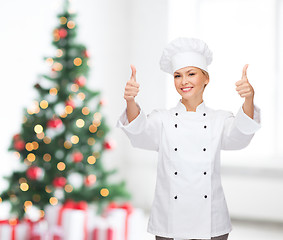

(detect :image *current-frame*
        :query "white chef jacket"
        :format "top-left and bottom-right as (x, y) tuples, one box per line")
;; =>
(116, 99), (261, 239)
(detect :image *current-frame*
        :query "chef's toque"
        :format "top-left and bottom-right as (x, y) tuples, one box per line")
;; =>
(159, 37), (213, 75)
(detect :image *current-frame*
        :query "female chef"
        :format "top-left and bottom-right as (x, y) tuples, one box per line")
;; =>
(116, 38), (261, 240)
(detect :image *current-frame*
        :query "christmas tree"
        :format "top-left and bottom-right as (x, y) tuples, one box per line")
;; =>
(0, 0), (130, 220)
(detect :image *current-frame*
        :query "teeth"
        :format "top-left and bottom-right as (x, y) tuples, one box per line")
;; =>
(182, 87), (192, 91)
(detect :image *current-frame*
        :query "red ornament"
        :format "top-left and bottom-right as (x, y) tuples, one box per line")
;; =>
(65, 100), (75, 108)
(14, 140), (26, 151)
(53, 177), (67, 188)
(84, 175), (96, 186)
(72, 152), (84, 163)
(47, 118), (63, 128)
(26, 166), (43, 180)
(58, 28), (68, 38)
(13, 134), (21, 141)
(99, 98), (107, 106)
(83, 50), (90, 58)
(104, 140), (115, 150)
(74, 76), (86, 87)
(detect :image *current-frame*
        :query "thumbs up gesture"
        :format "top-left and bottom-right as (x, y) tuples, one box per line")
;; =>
(235, 64), (254, 100)
(124, 64), (140, 103)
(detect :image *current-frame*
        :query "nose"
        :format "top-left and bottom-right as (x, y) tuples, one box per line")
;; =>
(181, 75), (189, 85)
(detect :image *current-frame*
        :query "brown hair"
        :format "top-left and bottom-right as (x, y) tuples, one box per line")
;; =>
(201, 69), (209, 88)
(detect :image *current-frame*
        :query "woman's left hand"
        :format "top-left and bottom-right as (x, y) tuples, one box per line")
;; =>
(235, 64), (254, 100)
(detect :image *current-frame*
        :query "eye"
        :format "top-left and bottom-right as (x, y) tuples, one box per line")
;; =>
(189, 73), (195, 76)
(174, 75), (180, 78)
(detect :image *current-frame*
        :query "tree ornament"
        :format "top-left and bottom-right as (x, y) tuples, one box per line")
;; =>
(58, 28), (68, 38)
(53, 176), (67, 188)
(84, 174), (96, 186)
(65, 100), (75, 108)
(99, 98), (107, 106)
(83, 50), (90, 58)
(104, 140), (115, 150)
(14, 139), (26, 151)
(72, 151), (83, 163)
(47, 118), (63, 128)
(26, 166), (43, 180)
(74, 76), (86, 87)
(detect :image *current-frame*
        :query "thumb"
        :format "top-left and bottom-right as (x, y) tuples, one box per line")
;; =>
(130, 64), (137, 82)
(241, 64), (249, 81)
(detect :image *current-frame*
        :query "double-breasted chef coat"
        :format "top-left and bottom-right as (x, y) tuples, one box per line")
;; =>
(116, 99), (261, 240)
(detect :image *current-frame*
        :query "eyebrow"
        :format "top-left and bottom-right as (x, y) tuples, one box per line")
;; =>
(174, 69), (195, 74)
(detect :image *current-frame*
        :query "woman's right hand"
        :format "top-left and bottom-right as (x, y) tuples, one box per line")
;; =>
(124, 64), (140, 103)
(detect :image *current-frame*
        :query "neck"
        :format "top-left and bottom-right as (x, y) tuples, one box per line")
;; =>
(181, 98), (204, 112)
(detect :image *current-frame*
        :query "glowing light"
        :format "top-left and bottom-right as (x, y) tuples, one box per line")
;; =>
(87, 137), (95, 145)
(100, 188), (109, 197)
(45, 186), (52, 193)
(77, 92), (85, 101)
(65, 106), (73, 114)
(46, 58), (54, 66)
(0, 197), (2, 203)
(27, 153), (36, 162)
(73, 57), (82, 66)
(67, 20), (75, 29)
(93, 112), (102, 120)
(37, 132), (45, 139)
(24, 201), (32, 208)
(70, 135), (79, 144)
(89, 125), (97, 133)
(87, 156), (96, 164)
(43, 153), (51, 162)
(20, 183), (29, 191)
(14, 152), (21, 159)
(57, 162), (66, 171)
(64, 141), (72, 149)
(71, 84), (79, 92)
(25, 143), (34, 151)
(60, 112), (68, 118)
(60, 17), (67, 25)
(82, 107), (90, 115)
(32, 194), (41, 202)
(43, 136), (51, 144)
(24, 159), (32, 166)
(92, 119), (101, 127)
(49, 88), (58, 96)
(32, 141), (39, 150)
(53, 62), (63, 71)
(39, 210), (45, 218)
(64, 184), (73, 193)
(56, 49), (63, 57)
(76, 119), (85, 128)
(40, 100), (49, 109)
(19, 178), (27, 184)
(49, 197), (58, 206)
(9, 219), (18, 226)
(34, 124), (43, 134)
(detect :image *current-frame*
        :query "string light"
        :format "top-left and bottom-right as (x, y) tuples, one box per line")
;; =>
(87, 156), (96, 164)
(20, 183), (29, 191)
(53, 62), (63, 71)
(56, 49), (63, 57)
(25, 143), (34, 151)
(76, 119), (85, 128)
(87, 137), (95, 145)
(89, 125), (97, 133)
(45, 186), (52, 193)
(19, 178), (27, 184)
(43, 153), (51, 162)
(43, 136), (51, 144)
(24, 159), (32, 166)
(77, 92), (85, 101)
(60, 17), (67, 25)
(49, 88), (58, 96)
(14, 152), (21, 159)
(9, 219), (18, 226)
(64, 184), (73, 193)
(32, 141), (39, 150)
(32, 194), (41, 202)
(27, 153), (36, 162)
(46, 58), (54, 66)
(49, 197), (58, 206)
(39, 210), (45, 218)
(100, 188), (109, 197)
(65, 105), (73, 114)
(82, 107), (90, 115)
(24, 201), (32, 208)
(70, 135), (79, 144)
(60, 112), (68, 118)
(73, 57), (82, 66)
(0, 197), (2, 203)
(57, 162), (66, 171)
(37, 132), (45, 140)
(67, 20), (75, 29)
(40, 100), (49, 109)
(71, 84), (79, 92)
(34, 124), (43, 134)
(64, 140), (72, 149)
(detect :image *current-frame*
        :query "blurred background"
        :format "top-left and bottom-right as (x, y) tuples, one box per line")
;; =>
(0, 0), (283, 239)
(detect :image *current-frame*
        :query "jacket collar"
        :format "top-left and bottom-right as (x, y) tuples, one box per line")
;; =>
(176, 99), (206, 113)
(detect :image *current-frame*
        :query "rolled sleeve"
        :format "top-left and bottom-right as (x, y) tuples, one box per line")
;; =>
(234, 103), (261, 135)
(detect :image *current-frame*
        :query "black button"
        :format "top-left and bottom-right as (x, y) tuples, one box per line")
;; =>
(174, 196), (178, 199)
(204, 195), (207, 198)
(203, 113), (206, 116)
(174, 172), (177, 175)
(175, 124), (177, 128)
(204, 172), (207, 175)
(175, 113), (178, 116)
(174, 148), (177, 151)
(204, 125), (207, 128)
(203, 148), (206, 151)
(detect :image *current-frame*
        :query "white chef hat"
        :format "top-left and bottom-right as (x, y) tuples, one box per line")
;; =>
(159, 37), (213, 75)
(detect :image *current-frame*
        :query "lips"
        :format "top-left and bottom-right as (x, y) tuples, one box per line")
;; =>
(181, 87), (193, 92)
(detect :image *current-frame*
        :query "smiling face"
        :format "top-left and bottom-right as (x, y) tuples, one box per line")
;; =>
(173, 66), (209, 102)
